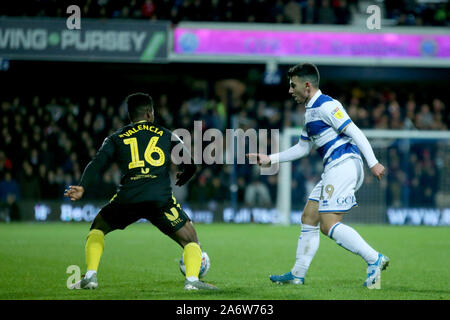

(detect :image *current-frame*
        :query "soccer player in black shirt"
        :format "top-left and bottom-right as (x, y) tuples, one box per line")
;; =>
(64, 93), (217, 290)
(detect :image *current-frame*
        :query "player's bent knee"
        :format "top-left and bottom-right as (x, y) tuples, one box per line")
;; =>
(302, 214), (319, 226)
(90, 214), (114, 235)
(320, 223), (330, 235)
(320, 213), (343, 236)
(301, 200), (320, 226)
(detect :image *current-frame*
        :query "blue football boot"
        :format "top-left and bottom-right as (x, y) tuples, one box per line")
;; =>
(270, 271), (304, 285)
(364, 253), (390, 289)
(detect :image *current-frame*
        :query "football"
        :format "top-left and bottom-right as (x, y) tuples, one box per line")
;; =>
(179, 251), (210, 278)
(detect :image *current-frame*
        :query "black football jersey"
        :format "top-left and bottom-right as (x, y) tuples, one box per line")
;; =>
(79, 120), (194, 203)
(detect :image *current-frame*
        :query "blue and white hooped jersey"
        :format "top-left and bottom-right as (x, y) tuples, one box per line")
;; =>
(300, 90), (361, 169)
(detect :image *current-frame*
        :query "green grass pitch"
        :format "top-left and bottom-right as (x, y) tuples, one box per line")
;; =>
(0, 222), (449, 300)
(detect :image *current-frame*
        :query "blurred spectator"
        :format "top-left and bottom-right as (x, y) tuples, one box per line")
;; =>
(244, 178), (272, 207)
(403, 98), (417, 130)
(284, 0), (302, 24)
(209, 176), (229, 202)
(141, 0), (156, 19)
(303, 0), (317, 24)
(421, 150), (438, 205)
(0, 193), (20, 222)
(18, 162), (40, 200)
(317, 0), (336, 24)
(386, 149), (406, 207)
(0, 151), (13, 176)
(6, 194), (21, 221)
(291, 165), (307, 206)
(0, 172), (20, 201)
(416, 104), (434, 129)
(334, 0), (351, 24)
(43, 170), (63, 199)
(54, 168), (66, 198)
(189, 168), (213, 202)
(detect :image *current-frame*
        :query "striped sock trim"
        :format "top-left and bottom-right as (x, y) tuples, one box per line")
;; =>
(301, 224), (319, 233)
(328, 222), (342, 239)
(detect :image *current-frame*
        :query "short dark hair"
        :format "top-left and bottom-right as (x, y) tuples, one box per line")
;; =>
(287, 63), (320, 88)
(126, 93), (153, 121)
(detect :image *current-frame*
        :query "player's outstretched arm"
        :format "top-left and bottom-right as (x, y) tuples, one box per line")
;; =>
(247, 139), (312, 166)
(343, 122), (385, 180)
(77, 136), (116, 192)
(175, 164), (197, 186)
(64, 186), (85, 201)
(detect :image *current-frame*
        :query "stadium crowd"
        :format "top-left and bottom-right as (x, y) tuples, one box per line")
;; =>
(2, 0), (449, 26)
(0, 80), (448, 220)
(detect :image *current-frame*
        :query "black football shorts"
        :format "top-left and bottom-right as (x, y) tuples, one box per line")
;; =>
(90, 196), (190, 235)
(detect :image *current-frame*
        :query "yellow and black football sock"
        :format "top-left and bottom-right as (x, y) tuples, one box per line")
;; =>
(183, 242), (202, 280)
(85, 229), (105, 274)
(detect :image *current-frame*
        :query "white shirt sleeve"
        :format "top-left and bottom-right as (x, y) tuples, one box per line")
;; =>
(269, 138), (312, 164)
(299, 127), (310, 142)
(343, 122), (378, 168)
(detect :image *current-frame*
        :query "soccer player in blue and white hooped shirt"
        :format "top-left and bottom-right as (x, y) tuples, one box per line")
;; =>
(248, 63), (389, 289)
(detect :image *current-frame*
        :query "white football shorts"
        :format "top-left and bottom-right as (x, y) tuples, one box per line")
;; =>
(308, 157), (364, 213)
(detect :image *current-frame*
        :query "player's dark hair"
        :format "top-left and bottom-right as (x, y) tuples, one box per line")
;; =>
(126, 93), (154, 122)
(288, 63), (320, 88)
